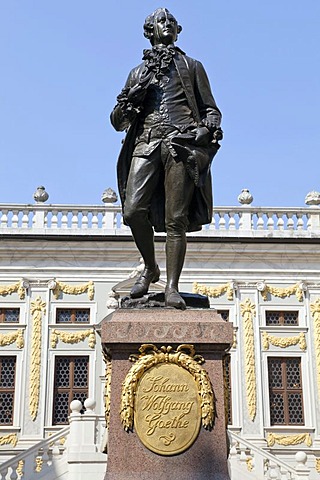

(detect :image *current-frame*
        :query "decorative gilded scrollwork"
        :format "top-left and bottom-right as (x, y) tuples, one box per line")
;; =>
(262, 331), (306, 351)
(50, 329), (95, 348)
(35, 456), (43, 473)
(102, 347), (112, 429)
(0, 280), (27, 299)
(193, 281), (234, 300)
(310, 298), (320, 397)
(0, 433), (18, 447)
(246, 457), (253, 472)
(0, 329), (24, 349)
(316, 458), (320, 473)
(52, 280), (94, 300)
(120, 344), (215, 432)
(240, 298), (257, 421)
(259, 282), (304, 301)
(16, 460), (24, 477)
(266, 432), (312, 447)
(29, 296), (46, 420)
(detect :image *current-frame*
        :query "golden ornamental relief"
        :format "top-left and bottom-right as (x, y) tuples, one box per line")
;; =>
(316, 457), (320, 473)
(0, 433), (18, 447)
(102, 347), (112, 430)
(310, 298), (320, 397)
(52, 280), (94, 300)
(50, 329), (95, 348)
(120, 344), (215, 456)
(0, 279), (27, 299)
(0, 329), (24, 349)
(240, 298), (257, 421)
(193, 281), (234, 301)
(262, 331), (306, 351)
(29, 296), (46, 421)
(259, 282), (304, 302)
(266, 432), (312, 447)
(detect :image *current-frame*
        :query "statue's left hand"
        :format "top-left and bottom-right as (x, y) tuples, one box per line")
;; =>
(195, 126), (210, 146)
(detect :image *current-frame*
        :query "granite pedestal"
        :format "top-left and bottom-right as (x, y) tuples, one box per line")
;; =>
(100, 308), (233, 480)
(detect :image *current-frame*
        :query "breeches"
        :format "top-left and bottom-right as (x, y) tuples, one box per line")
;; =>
(123, 144), (195, 235)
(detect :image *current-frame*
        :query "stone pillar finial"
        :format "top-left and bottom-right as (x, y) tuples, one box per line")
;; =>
(238, 188), (253, 205)
(305, 191), (320, 206)
(33, 186), (49, 203)
(101, 188), (118, 203)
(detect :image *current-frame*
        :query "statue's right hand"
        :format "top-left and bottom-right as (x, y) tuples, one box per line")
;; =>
(127, 85), (146, 107)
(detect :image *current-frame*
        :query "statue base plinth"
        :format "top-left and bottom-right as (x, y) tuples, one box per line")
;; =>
(100, 308), (232, 480)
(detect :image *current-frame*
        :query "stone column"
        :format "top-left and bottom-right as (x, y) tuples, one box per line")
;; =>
(100, 309), (233, 480)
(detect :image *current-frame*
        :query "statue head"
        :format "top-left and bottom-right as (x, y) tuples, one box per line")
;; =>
(143, 8), (182, 46)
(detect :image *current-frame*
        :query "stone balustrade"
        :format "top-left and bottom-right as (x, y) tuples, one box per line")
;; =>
(0, 203), (320, 238)
(228, 431), (310, 479)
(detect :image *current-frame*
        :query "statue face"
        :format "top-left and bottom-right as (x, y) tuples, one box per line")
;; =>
(153, 10), (178, 46)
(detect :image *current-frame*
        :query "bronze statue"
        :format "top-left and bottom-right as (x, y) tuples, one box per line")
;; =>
(111, 8), (222, 309)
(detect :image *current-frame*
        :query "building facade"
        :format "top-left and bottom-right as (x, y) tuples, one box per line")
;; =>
(0, 193), (320, 479)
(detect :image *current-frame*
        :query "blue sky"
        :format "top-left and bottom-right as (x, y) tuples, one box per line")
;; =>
(1, 1), (319, 207)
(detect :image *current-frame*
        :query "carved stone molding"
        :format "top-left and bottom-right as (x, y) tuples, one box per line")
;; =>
(0, 329), (24, 349)
(310, 298), (320, 397)
(262, 331), (306, 351)
(258, 282), (305, 301)
(29, 296), (46, 420)
(266, 432), (312, 447)
(240, 298), (257, 421)
(0, 433), (18, 447)
(0, 280), (28, 299)
(50, 280), (95, 300)
(50, 329), (95, 348)
(193, 281), (235, 301)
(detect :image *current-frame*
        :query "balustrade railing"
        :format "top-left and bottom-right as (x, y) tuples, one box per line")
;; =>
(0, 203), (319, 238)
(0, 426), (69, 480)
(228, 431), (310, 480)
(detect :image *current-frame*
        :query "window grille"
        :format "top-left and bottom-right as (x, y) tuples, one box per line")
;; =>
(53, 356), (89, 424)
(268, 357), (304, 425)
(56, 308), (90, 324)
(223, 354), (232, 424)
(0, 356), (16, 425)
(266, 311), (299, 326)
(0, 308), (20, 323)
(217, 310), (229, 322)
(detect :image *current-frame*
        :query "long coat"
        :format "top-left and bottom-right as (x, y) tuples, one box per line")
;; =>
(111, 51), (222, 232)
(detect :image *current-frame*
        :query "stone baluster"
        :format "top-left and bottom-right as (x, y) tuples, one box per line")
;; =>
(267, 213), (274, 231)
(286, 213), (294, 231)
(296, 213), (304, 231)
(279, 466), (290, 480)
(268, 461), (279, 479)
(91, 211), (99, 229)
(276, 214), (284, 231)
(21, 210), (29, 228)
(294, 451), (310, 479)
(209, 212), (216, 230)
(228, 211), (236, 230)
(218, 213), (226, 230)
(239, 444), (248, 466)
(82, 210), (89, 229)
(71, 210), (79, 229)
(0, 209), (8, 228)
(51, 209), (58, 229)
(256, 212), (265, 230)
(11, 210), (19, 228)
(0, 468), (8, 479)
(61, 211), (69, 228)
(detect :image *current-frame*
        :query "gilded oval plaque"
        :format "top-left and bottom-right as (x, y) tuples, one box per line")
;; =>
(134, 362), (201, 455)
